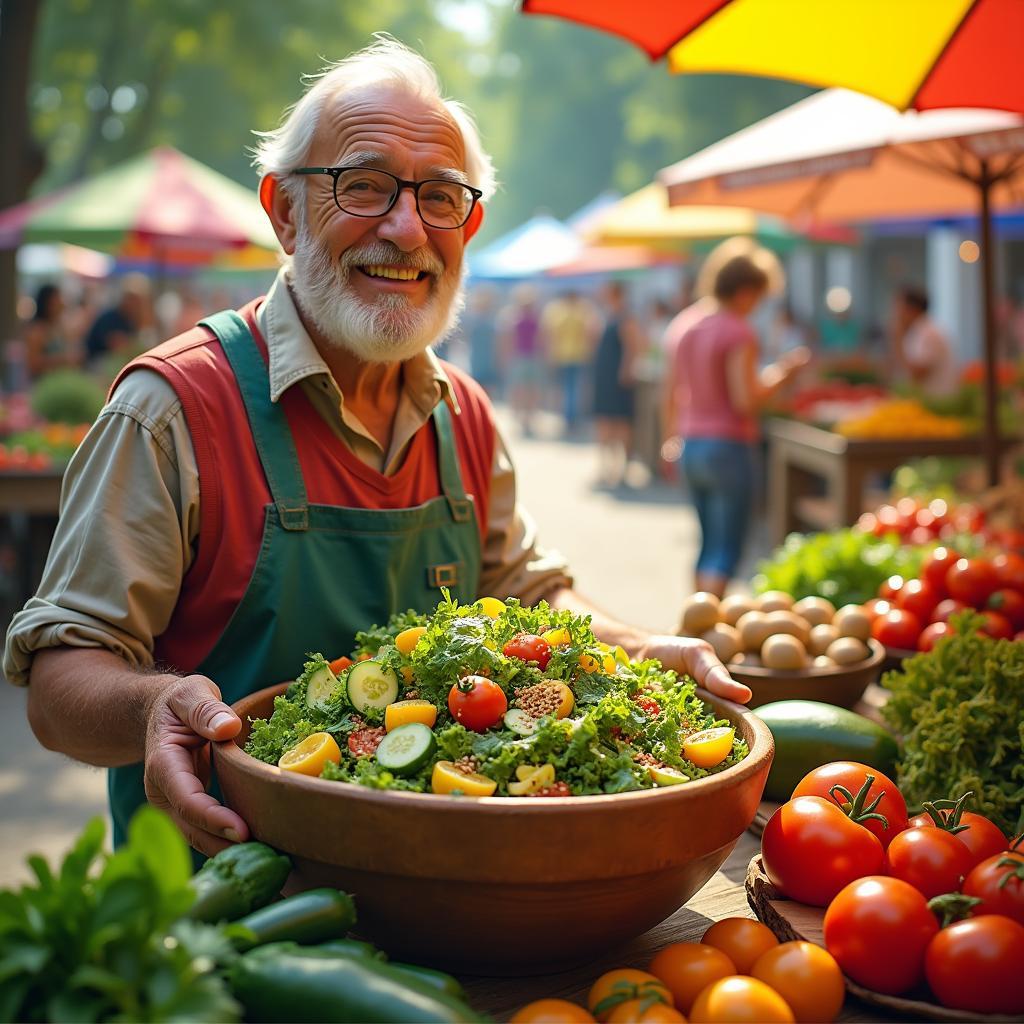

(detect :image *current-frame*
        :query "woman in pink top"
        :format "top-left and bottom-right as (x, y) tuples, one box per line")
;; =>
(671, 249), (808, 599)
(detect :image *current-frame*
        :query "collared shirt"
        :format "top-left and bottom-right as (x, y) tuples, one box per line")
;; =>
(3, 270), (571, 685)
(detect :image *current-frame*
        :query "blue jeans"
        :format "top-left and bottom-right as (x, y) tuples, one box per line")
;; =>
(558, 363), (585, 429)
(682, 438), (754, 579)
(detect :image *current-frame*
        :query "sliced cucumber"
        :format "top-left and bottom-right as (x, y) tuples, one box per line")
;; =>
(346, 661), (399, 714)
(503, 709), (538, 736)
(375, 723), (436, 776)
(305, 664), (340, 711)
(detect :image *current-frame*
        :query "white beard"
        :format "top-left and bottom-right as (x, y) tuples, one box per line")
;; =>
(288, 214), (466, 364)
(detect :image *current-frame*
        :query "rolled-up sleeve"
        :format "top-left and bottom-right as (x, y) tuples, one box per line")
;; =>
(477, 424), (573, 604)
(3, 371), (198, 685)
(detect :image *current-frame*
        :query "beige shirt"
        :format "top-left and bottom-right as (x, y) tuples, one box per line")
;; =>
(4, 270), (571, 685)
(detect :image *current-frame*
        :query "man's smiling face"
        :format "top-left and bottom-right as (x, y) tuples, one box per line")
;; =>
(288, 83), (474, 363)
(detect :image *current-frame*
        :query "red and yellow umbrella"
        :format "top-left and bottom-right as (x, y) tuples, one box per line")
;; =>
(522, 0), (1024, 114)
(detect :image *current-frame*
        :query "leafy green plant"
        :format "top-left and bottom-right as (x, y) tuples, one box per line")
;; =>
(0, 808), (240, 1023)
(30, 370), (106, 425)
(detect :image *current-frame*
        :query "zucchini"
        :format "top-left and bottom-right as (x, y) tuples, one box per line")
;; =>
(230, 946), (481, 1023)
(305, 662), (341, 711)
(186, 842), (291, 923)
(389, 963), (467, 1002)
(503, 708), (537, 736)
(375, 723), (436, 776)
(314, 938), (387, 961)
(233, 888), (356, 951)
(347, 660), (399, 714)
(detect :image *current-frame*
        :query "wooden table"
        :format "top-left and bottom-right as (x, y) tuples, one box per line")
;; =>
(461, 830), (889, 1023)
(0, 470), (64, 604)
(766, 418), (1021, 544)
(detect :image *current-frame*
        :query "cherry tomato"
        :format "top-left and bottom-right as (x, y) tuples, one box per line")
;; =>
(917, 621), (951, 652)
(931, 597), (966, 623)
(920, 546), (959, 593)
(648, 943), (735, 1015)
(988, 589), (1024, 631)
(762, 797), (885, 906)
(979, 609), (1014, 640)
(871, 608), (922, 651)
(750, 941), (844, 1024)
(823, 876), (938, 995)
(924, 916), (1024, 1015)
(863, 598), (891, 622)
(993, 552), (1024, 592)
(878, 574), (905, 601)
(700, 918), (778, 974)
(884, 826), (973, 898)
(588, 970), (672, 1022)
(347, 726), (385, 757)
(502, 632), (552, 671)
(512, 1000), (595, 1023)
(945, 557), (998, 608)
(963, 848), (1024, 925)
(896, 579), (941, 622)
(792, 761), (909, 849)
(447, 675), (507, 732)
(689, 977), (794, 1023)
(910, 805), (1008, 869)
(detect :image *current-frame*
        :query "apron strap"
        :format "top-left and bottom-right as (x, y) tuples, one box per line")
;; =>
(431, 400), (473, 524)
(200, 310), (309, 531)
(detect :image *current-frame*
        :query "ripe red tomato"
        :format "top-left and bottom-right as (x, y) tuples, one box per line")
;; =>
(952, 503), (985, 534)
(792, 761), (908, 849)
(871, 608), (922, 651)
(993, 552), (1024, 592)
(884, 826), (973, 898)
(910, 807), (1008, 869)
(878, 574), (905, 601)
(986, 589), (1024, 631)
(920, 546), (959, 593)
(924, 917), (1024, 1015)
(979, 610), (1014, 640)
(502, 632), (552, 671)
(945, 558), (998, 608)
(917, 621), (951, 652)
(896, 579), (941, 622)
(347, 726), (385, 757)
(761, 796), (885, 906)
(863, 598), (891, 623)
(963, 849), (1024, 925)
(931, 598), (966, 624)
(448, 675), (508, 732)
(823, 876), (938, 995)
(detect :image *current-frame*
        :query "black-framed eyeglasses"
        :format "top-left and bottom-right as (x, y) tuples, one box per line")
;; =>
(292, 166), (482, 229)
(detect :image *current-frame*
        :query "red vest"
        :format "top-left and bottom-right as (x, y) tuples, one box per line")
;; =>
(113, 300), (496, 673)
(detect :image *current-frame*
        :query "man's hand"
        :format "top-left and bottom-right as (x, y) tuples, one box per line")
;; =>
(144, 675), (251, 856)
(638, 634), (752, 705)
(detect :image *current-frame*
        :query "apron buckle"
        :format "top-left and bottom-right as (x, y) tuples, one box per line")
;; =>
(428, 563), (460, 588)
(276, 501), (309, 531)
(447, 497), (473, 523)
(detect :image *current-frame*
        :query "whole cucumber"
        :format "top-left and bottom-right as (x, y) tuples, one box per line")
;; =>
(234, 888), (356, 950)
(230, 947), (481, 1023)
(389, 963), (467, 1002)
(187, 842), (291, 923)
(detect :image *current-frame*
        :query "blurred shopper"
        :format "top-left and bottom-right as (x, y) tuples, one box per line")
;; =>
(84, 274), (151, 369)
(767, 303), (813, 363)
(23, 283), (79, 379)
(462, 286), (502, 398)
(498, 285), (544, 435)
(891, 284), (957, 398)
(672, 248), (808, 599)
(592, 280), (641, 486)
(541, 290), (599, 435)
(632, 297), (674, 477)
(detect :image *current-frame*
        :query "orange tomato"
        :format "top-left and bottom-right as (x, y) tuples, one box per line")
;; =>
(648, 943), (735, 1014)
(588, 969), (674, 1022)
(512, 999), (595, 1023)
(750, 942), (844, 1024)
(689, 977), (794, 1023)
(701, 919), (778, 974)
(606, 999), (687, 1023)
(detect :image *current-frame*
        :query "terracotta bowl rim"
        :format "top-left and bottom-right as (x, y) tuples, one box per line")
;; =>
(215, 685), (774, 813)
(728, 638), (885, 679)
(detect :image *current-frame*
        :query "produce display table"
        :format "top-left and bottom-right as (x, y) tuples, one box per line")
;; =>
(0, 470), (63, 603)
(461, 830), (888, 1023)
(765, 418), (1020, 544)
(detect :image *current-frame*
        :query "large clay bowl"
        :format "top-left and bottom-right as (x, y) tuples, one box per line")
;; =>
(728, 639), (885, 710)
(215, 685), (773, 974)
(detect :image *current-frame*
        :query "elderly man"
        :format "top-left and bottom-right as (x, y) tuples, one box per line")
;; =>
(4, 39), (748, 856)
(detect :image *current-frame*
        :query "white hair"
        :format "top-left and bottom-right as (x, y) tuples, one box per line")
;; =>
(252, 36), (496, 201)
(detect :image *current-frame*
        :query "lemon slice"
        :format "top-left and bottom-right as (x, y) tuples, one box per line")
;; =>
(649, 766), (690, 787)
(278, 732), (341, 776)
(682, 726), (735, 769)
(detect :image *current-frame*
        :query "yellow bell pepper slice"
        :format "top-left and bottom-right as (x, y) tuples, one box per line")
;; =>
(395, 626), (428, 655)
(384, 699), (437, 732)
(578, 652), (616, 675)
(476, 596), (506, 619)
(508, 763), (556, 795)
(542, 626), (571, 647)
(278, 732), (341, 776)
(431, 760), (497, 796)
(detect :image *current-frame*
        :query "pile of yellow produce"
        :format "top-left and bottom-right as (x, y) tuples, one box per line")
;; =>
(836, 400), (965, 439)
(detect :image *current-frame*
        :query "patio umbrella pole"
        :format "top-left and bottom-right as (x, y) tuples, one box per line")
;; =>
(978, 165), (1000, 488)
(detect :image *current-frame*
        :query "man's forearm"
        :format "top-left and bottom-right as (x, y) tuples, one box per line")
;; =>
(27, 647), (174, 767)
(545, 586), (647, 655)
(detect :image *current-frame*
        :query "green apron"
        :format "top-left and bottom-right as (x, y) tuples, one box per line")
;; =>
(109, 309), (482, 846)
